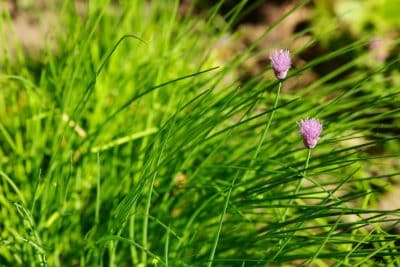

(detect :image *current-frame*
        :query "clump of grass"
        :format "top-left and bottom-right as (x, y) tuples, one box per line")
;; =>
(0, 0), (399, 266)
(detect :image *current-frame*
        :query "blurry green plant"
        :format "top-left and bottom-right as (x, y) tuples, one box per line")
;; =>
(313, 0), (400, 41)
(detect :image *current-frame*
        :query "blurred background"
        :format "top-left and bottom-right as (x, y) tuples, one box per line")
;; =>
(2, 0), (400, 102)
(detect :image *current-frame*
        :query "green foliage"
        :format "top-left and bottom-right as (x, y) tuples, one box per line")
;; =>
(0, 0), (399, 266)
(313, 0), (400, 41)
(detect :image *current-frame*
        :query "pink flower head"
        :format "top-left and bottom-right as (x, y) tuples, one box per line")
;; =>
(368, 37), (388, 62)
(299, 118), (323, 149)
(270, 49), (291, 80)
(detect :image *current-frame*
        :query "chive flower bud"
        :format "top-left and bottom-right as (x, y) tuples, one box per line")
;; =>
(299, 118), (323, 149)
(369, 37), (388, 62)
(270, 49), (291, 80)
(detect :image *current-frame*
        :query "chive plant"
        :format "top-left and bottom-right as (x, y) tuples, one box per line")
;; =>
(0, 0), (399, 266)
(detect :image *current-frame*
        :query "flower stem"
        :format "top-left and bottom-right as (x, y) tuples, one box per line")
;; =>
(281, 148), (311, 222)
(295, 148), (311, 196)
(273, 148), (312, 263)
(303, 148), (311, 177)
(250, 81), (282, 173)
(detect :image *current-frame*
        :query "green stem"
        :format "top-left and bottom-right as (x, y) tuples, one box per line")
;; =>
(281, 148), (311, 222)
(293, 148), (312, 200)
(303, 148), (311, 177)
(141, 85), (158, 265)
(142, 120), (172, 265)
(252, 82), (282, 165)
(272, 148), (312, 263)
(95, 153), (101, 225)
(165, 225), (170, 267)
(129, 215), (138, 264)
(109, 242), (115, 267)
(208, 172), (238, 267)
(142, 174), (156, 265)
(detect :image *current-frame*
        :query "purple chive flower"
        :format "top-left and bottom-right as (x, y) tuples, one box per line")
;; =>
(299, 118), (323, 149)
(368, 37), (388, 62)
(270, 49), (291, 80)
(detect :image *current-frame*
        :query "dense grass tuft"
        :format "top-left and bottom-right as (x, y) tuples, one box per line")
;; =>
(0, 0), (399, 266)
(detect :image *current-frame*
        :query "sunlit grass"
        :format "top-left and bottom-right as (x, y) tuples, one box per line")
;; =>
(0, 0), (399, 266)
